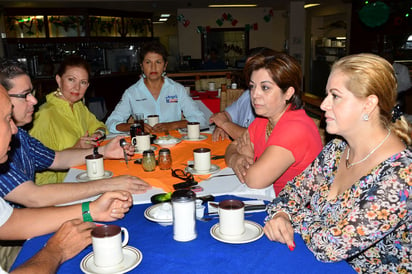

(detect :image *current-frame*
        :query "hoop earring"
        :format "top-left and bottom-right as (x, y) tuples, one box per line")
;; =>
(141, 73), (147, 79)
(362, 114), (369, 121)
(162, 71), (167, 77)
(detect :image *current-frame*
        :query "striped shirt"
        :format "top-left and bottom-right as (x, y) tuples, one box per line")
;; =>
(0, 128), (55, 199)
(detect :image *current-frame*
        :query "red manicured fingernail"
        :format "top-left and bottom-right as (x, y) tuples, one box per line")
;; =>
(288, 245), (294, 251)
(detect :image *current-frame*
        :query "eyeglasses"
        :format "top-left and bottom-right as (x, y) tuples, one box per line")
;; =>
(171, 169), (195, 183)
(9, 89), (36, 100)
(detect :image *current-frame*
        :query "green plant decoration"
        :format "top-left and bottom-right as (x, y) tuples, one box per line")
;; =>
(359, 1), (390, 27)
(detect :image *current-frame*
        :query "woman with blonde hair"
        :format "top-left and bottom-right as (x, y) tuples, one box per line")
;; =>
(264, 53), (411, 273)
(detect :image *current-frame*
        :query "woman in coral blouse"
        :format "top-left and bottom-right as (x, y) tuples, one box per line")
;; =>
(225, 52), (322, 196)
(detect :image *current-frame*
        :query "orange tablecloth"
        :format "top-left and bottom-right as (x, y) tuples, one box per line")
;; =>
(75, 131), (231, 192)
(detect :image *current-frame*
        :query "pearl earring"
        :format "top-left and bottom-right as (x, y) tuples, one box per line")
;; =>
(362, 114), (369, 121)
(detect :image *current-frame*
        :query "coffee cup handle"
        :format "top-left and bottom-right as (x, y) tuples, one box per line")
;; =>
(131, 137), (137, 146)
(121, 227), (129, 247)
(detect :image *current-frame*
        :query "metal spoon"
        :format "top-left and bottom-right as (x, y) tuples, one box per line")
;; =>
(119, 138), (129, 167)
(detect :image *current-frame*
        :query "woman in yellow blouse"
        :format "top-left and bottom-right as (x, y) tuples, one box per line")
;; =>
(30, 55), (107, 185)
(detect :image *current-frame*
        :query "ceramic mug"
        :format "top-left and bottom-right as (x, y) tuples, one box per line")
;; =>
(147, 115), (159, 127)
(91, 224), (129, 268)
(187, 122), (200, 140)
(85, 154), (105, 179)
(193, 148), (211, 172)
(218, 199), (245, 237)
(208, 82), (216, 91)
(132, 132), (151, 152)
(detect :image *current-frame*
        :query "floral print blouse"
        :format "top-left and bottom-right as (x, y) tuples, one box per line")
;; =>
(266, 138), (412, 273)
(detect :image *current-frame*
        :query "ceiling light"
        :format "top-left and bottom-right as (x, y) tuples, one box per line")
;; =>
(304, 3), (320, 9)
(159, 18), (168, 22)
(160, 14), (170, 18)
(208, 4), (258, 8)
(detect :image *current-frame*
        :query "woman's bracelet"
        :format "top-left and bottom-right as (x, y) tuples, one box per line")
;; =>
(271, 210), (292, 221)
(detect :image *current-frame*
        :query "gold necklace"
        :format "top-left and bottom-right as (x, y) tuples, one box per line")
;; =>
(345, 129), (391, 168)
(266, 121), (274, 138)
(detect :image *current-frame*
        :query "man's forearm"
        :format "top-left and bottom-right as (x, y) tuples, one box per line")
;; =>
(11, 244), (62, 274)
(8, 181), (105, 208)
(220, 122), (247, 140)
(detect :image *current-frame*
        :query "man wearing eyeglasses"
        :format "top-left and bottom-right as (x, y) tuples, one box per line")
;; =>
(0, 60), (151, 208)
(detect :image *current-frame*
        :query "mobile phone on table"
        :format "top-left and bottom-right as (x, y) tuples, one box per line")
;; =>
(173, 181), (197, 190)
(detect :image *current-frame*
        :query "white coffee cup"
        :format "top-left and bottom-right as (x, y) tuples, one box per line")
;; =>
(193, 148), (211, 172)
(147, 115), (159, 127)
(132, 132), (151, 152)
(85, 154), (105, 179)
(91, 225), (129, 268)
(187, 122), (200, 140)
(184, 86), (191, 95)
(231, 83), (237, 89)
(218, 200), (245, 236)
(208, 82), (216, 91)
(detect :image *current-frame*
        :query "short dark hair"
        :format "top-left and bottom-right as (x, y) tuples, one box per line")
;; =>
(140, 41), (168, 63)
(0, 59), (28, 91)
(56, 55), (91, 79)
(244, 52), (303, 109)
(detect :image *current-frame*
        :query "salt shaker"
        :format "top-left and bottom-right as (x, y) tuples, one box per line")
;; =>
(158, 148), (172, 170)
(171, 189), (197, 242)
(142, 150), (156, 172)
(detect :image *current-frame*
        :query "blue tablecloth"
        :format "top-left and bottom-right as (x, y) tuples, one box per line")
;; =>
(11, 196), (355, 273)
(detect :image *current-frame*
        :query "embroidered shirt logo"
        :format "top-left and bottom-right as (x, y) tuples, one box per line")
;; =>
(166, 95), (178, 103)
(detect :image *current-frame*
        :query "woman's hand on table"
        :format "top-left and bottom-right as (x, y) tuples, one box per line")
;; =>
(230, 153), (254, 183)
(73, 131), (99, 149)
(101, 136), (135, 159)
(90, 191), (132, 221)
(236, 131), (254, 159)
(107, 175), (151, 194)
(263, 212), (295, 251)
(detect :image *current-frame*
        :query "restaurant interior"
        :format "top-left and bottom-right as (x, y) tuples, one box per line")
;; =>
(0, 0), (412, 120)
(0, 0), (410, 120)
(1, 1), (411, 273)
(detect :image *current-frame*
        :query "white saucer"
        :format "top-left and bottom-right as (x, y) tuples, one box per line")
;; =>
(154, 137), (182, 148)
(144, 202), (173, 226)
(185, 164), (220, 175)
(182, 134), (208, 141)
(76, 171), (113, 182)
(80, 245), (142, 274)
(135, 145), (158, 154)
(210, 220), (264, 244)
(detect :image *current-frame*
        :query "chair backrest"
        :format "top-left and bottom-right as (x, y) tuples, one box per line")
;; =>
(220, 87), (244, 111)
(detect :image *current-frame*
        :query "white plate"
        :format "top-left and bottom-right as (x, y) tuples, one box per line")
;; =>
(76, 171), (113, 182)
(144, 203), (173, 226)
(154, 137), (182, 148)
(185, 164), (220, 175)
(135, 145), (158, 154)
(80, 245), (142, 274)
(181, 134), (208, 141)
(210, 220), (264, 244)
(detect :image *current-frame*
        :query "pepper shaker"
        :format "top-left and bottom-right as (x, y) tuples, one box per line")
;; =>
(158, 148), (172, 170)
(142, 150), (156, 172)
(171, 189), (197, 242)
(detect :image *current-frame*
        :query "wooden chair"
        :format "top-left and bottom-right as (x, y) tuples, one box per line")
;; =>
(220, 86), (244, 111)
